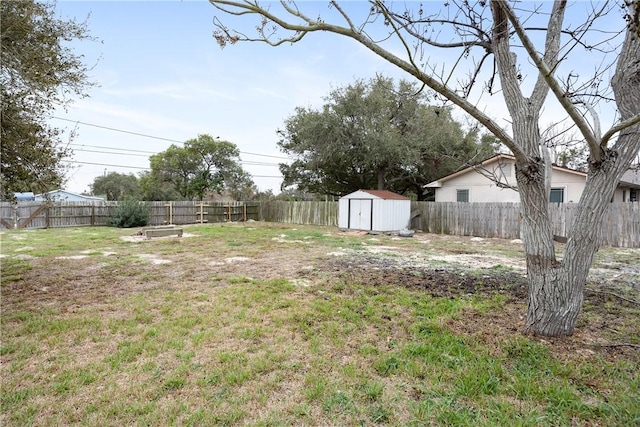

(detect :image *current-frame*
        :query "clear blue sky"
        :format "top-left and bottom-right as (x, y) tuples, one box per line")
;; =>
(52, 1), (624, 195)
(53, 1), (410, 194)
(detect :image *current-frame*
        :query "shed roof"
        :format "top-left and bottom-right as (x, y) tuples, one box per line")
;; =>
(344, 190), (409, 200)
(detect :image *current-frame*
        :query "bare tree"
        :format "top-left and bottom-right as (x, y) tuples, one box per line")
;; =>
(209, 0), (640, 337)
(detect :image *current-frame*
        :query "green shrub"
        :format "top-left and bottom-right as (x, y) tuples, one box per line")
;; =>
(110, 199), (150, 228)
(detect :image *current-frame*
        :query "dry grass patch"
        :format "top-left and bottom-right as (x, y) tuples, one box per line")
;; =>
(1, 223), (638, 426)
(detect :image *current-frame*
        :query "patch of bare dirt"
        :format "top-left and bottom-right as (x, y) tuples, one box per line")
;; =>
(326, 257), (528, 301)
(315, 246), (638, 363)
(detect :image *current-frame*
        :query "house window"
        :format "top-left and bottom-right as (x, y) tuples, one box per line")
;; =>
(457, 189), (469, 202)
(630, 189), (637, 202)
(550, 188), (564, 204)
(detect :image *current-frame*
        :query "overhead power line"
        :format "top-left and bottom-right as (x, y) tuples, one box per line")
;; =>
(62, 160), (283, 179)
(69, 143), (156, 154)
(74, 148), (148, 158)
(72, 147), (281, 166)
(63, 160), (148, 170)
(52, 116), (290, 160)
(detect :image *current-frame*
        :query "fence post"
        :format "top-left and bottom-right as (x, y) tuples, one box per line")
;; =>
(164, 202), (173, 224)
(196, 203), (208, 224)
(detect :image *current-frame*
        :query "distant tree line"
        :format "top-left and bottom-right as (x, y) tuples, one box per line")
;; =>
(92, 134), (260, 201)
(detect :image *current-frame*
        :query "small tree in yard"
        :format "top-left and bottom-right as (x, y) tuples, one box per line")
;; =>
(210, 0), (640, 337)
(110, 198), (150, 228)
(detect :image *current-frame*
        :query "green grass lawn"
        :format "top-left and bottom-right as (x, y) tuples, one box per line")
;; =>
(1, 223), (638, 426)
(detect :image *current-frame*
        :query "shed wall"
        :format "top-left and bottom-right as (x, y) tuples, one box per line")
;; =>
(339, 194), (410, 232)
(371, 199), (411, 231)
(338, 198), (350, 229)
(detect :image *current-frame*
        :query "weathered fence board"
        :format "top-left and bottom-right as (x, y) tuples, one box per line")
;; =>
(259, 201), (338, 226)
(409, 202), (522, 239)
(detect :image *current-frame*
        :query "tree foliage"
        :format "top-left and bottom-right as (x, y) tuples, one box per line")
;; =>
(209, 0), (640, 337)
(148, 134), (254, 200)
(138, 171), (182, 201)
(278, 76), (497, 199)
(91, 172), (142, 201)
(110, 198), (150, 228)
(0, 0), (94, 198)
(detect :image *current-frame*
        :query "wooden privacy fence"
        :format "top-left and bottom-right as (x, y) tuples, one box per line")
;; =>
(0, 201), (120, 229)
(145, 201), (259, 224)
(0, 201), (260, 230)
(408, 201), (639, 248)
(1, 200), (637, 247)
(258, 201), (639, 248)
(259, 200), (339, 226)
(410, 202), (522, 239)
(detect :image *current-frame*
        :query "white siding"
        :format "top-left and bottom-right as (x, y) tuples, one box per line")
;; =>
(371, 199), (411, 231)
(434, 160), (588, 203)
(338, 198), (350, 229)
(550, 169), (587, 203)
(436, 185), (520, 202)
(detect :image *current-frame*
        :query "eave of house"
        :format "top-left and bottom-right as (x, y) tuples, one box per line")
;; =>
(619, 180), (640, 189)
(424, 181), (442, 188)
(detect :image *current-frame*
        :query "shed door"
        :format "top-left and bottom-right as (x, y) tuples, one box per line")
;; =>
(348, 199), (373, 231)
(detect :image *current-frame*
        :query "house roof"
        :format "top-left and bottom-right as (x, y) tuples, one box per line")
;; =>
(424, 153), (587, 188)
(345, 190), (410, 200)
(14, 192), (35, 201)
(619, 167), (640, 188)
(35, 189), (105, 201)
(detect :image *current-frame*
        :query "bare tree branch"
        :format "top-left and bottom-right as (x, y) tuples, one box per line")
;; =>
(497, 0), (602, 158)
(530, 1), (566, 111)
(601, 114), (640, 148)
(473, 164), (519, 191)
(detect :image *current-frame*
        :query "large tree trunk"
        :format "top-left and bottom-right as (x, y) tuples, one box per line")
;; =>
(522, 161), (617, 336)
(523, 21), (640, 336)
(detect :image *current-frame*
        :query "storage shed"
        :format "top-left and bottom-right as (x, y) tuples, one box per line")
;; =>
(338, 190), (411, 232)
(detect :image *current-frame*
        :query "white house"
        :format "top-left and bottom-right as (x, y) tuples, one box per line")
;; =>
(34, 189), (106, 202)
(338, 190), (411, 232)
(424, 154), (640, 203)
